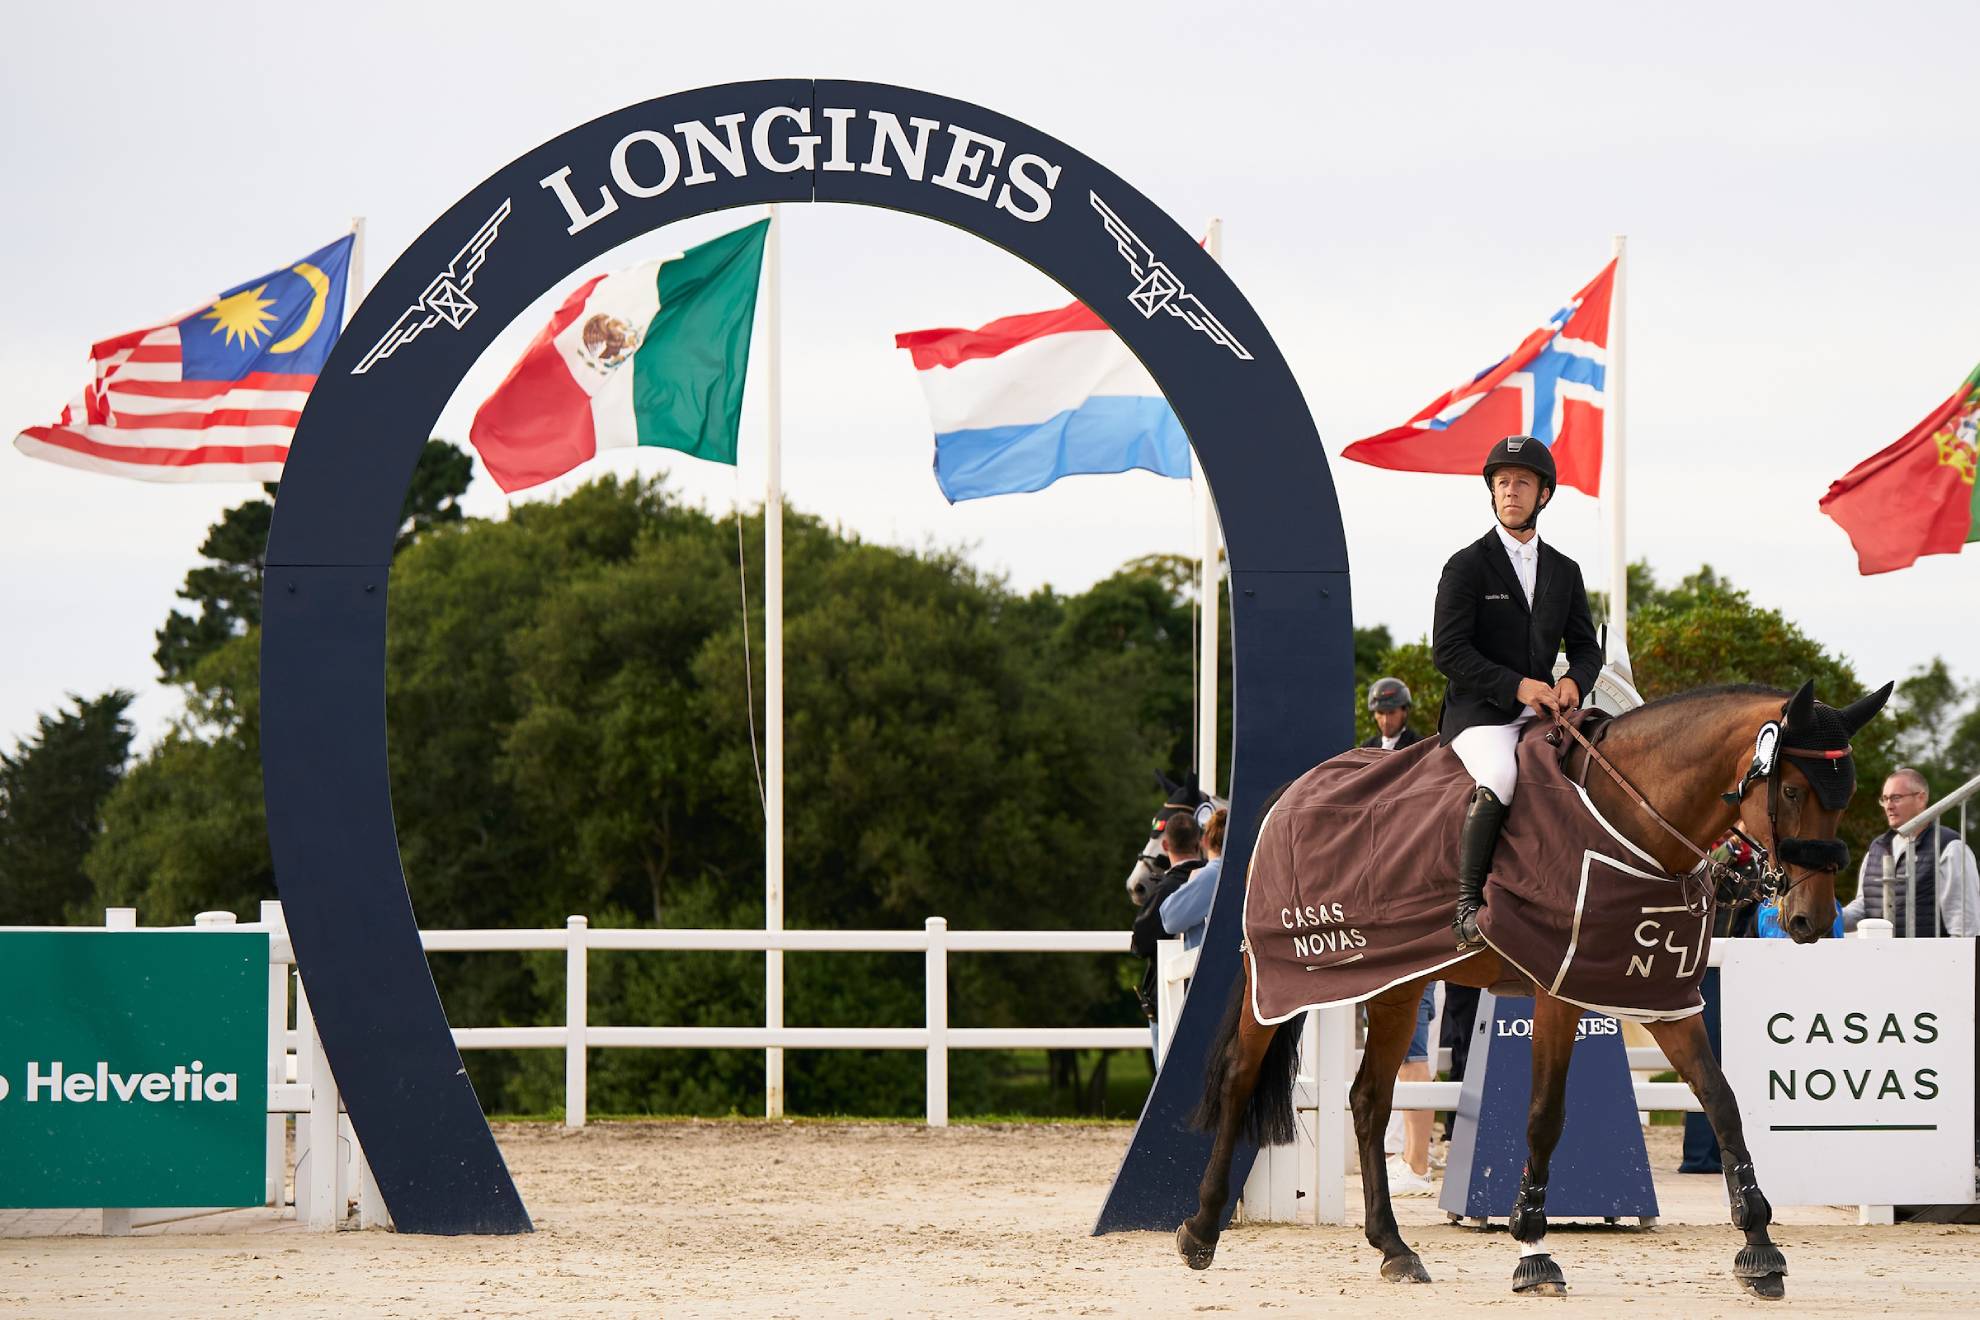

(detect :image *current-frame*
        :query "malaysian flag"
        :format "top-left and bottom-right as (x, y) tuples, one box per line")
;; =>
(13, 234), (354, 482)
(1342, 260), (1615, 496)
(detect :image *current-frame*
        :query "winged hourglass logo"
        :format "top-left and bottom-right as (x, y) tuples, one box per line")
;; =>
(1089, 193), (1252, 362)
(352, 199), (514, 375)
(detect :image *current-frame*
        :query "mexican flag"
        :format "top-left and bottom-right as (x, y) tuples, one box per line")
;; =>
(1820, 362), (1980, 574)
(470, 219), (769, 493)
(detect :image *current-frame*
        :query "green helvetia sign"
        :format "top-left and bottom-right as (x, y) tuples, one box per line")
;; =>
(0, 931), (266, 1208)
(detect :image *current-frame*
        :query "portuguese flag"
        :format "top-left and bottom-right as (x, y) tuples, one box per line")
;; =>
(470, 219), (768, 493)
(1820, 362), (1980, 574)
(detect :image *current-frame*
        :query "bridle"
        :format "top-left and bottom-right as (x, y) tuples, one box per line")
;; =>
(1549, 710), (1852, 916)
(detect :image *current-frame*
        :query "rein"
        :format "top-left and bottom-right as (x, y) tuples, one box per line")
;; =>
(1548, 713), (1726, 915)
(1550, 707), (1851, 914)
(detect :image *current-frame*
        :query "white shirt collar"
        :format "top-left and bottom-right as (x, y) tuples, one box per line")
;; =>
(1495, 523), (1541, 559)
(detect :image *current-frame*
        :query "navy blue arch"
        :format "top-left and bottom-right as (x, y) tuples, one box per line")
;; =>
(262, 80), (1353, 1235)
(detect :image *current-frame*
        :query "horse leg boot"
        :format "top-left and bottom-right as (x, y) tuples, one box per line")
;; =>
(1508, 991), (1579, 1296)
(1351, 982), (1433, 1284)
(1647, 1015), (1787, 1300)
(1453, 786), (1508, 950)
(1177, 982), (1282, 1270)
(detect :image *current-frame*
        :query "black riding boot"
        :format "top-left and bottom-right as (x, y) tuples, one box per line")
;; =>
(1454, 785), (1509, 950)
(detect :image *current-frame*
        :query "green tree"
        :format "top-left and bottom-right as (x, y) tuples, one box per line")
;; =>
(1620, 567), (1898, 863)
(1056, 552), (1230, 796)
(1353, 624), (1395, 694)
(153, 495), (273, 685)
(0, 691), (136, 924)
(94, 475), (1180, 1117)
(1887, 657), (1969, 797)
(153, 441), (475, 684)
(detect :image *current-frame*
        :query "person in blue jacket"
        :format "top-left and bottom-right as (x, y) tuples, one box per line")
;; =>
(1159, 808), (1225, 951)
(1755, 897), (1844, 939)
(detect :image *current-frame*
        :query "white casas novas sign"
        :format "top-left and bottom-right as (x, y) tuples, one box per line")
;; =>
(1720, 938), (1976, 1207)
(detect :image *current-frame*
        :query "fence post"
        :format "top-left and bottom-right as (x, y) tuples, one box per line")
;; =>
(102, 908), (136, 1237)
(566, 916), (589, 1130)
(1313, 1004), (1353, 1225)
(1154, 939), (1180, 1065)
(296, 977), (341, 1231)
(925, 917), (948, 1128)
(261, 900), (289, 1213)
(1856, 917), (1896, 1224)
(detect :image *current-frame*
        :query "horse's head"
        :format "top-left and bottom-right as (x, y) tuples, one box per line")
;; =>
(1728, 680), (1893, 943)
(1125, 770), (1221, 907)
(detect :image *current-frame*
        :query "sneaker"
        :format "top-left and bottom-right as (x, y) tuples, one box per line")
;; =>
(1386, 1156), (1437, 1197)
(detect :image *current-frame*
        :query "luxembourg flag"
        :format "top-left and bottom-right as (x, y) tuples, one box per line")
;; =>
(895, 299), (1190, 502)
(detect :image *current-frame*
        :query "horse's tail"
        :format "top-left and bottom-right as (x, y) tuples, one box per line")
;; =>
(1189, 973), (1304, 1147)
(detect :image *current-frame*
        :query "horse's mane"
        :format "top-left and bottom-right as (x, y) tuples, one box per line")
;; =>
(1609, 682), (1786, 731)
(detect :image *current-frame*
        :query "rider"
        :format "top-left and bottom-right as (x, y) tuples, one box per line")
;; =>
(1434, 436), (1602, 949)
(1361, 677), (1421, 750)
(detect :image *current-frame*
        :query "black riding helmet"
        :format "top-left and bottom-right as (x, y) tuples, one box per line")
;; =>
(1483, 435), (1556, 531)
(1367, 676), (1412, 712)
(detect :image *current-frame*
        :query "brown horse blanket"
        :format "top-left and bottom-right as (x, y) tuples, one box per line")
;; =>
(1243, 718), (1713, 1024)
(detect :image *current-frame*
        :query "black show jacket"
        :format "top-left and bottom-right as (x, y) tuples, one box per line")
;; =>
(1431, 528), (1602, 741)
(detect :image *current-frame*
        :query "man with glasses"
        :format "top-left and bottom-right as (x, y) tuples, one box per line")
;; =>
(1841, 768), (1980, 937)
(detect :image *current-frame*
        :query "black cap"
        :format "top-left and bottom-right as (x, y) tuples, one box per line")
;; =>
(1367, 677), (1412, 712)
(1483, 435), (1557, 493)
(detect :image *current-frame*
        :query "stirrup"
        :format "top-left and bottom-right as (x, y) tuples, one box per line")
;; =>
(1453, 907), (1485, 951)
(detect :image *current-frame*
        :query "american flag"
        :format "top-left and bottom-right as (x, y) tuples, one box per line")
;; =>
(14, 234), (354, 482)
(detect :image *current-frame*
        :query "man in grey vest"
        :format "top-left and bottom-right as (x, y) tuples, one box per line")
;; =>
(1842, 767), (1980, 937)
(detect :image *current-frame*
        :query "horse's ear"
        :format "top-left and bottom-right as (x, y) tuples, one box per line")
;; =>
(1782, 680), (1816, 729)
(1154, 768), (1179, 795)
(1838, 681), (1896, 736)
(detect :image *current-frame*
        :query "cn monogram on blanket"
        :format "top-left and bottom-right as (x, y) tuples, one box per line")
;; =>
(1243, 717), (1712, 1025)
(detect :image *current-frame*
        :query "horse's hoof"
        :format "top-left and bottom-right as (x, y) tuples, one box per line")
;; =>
(1734, 1243), (1788, 1299)
(1739, 1273), (1787, 1300)
(1176, 1222), (1217, 1271)
(1512, 1253), (1567, 1296)
(1381, 1252), (1432, 1284)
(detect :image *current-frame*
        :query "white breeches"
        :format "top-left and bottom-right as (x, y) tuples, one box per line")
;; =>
(1451, 709), (1535, 802)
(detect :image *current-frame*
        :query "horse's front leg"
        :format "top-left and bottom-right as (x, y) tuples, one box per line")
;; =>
(1507, 991), (1581, 1296)
(1646, 1013), (1787, 1300)
(1351, 980), (1433, 1283)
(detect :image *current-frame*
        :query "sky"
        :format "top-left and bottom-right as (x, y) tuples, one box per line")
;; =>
(3, 1), (1977, 750)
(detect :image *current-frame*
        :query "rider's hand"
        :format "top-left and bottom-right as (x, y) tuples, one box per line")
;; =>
(1516, 678), (1560, 715)
(1554, 676), (1582, 712)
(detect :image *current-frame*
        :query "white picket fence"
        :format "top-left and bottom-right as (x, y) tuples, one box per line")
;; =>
(428, 915), (1149, 1128)
(96, 905), (1872, 1234)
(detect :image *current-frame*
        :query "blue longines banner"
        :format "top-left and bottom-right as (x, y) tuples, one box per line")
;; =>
(1440, 992), (1658, 1220)
(0, 931), (267, 1208)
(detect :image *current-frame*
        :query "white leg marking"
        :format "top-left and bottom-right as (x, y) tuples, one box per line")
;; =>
(1520, 1236), (1550, 1258)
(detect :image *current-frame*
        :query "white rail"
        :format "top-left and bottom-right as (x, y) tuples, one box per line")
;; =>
(417, 914), (1142, 1129)
(98, 906), (1767, 1237)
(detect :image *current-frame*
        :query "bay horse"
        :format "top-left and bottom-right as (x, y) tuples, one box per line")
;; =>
(1177, 679), (1891, 1300)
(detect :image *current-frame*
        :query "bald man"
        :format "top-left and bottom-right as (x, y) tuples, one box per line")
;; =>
(1842, 767), (1979, 937)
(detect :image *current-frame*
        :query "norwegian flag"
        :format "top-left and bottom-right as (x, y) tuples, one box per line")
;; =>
(1342, 260), (1615, 496)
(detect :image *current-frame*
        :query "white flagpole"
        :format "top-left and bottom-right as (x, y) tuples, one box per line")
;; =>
(346, 216), (366, 325)
(1197, 218), (1226, 798)
(764, 205), (786, 1118)
(1605, 234), (1630, 671)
